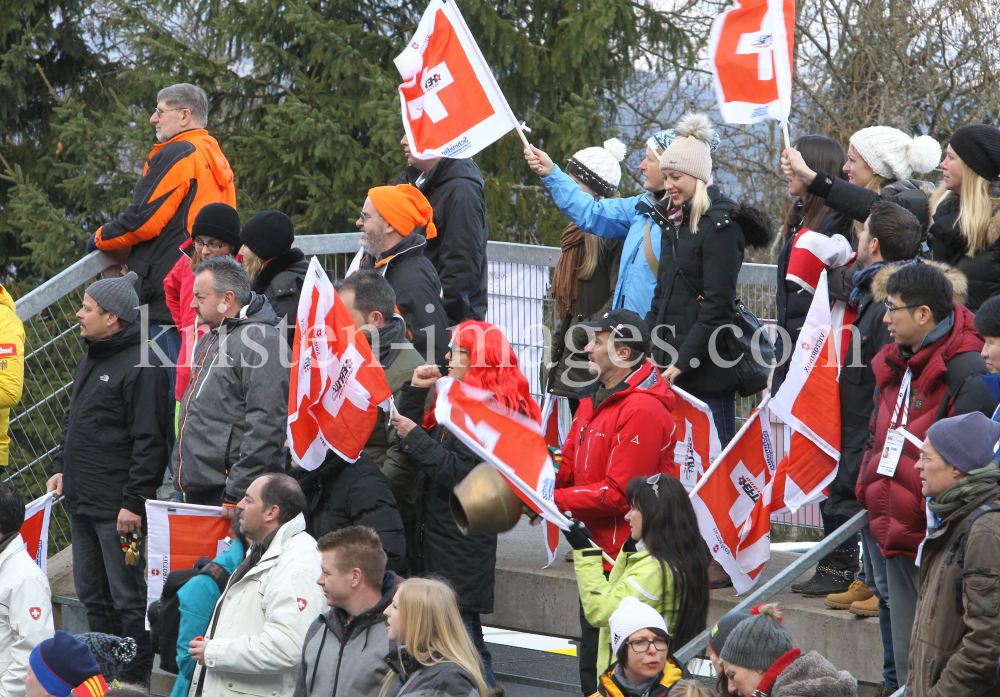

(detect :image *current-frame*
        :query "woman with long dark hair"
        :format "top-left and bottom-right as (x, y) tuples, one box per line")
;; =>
(572, 474), (709, 677)
(391, 320), (541, 688)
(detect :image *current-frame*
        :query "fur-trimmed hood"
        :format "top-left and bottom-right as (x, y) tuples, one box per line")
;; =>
(730, 201), (774, 249)
(871, 259), (968, 305)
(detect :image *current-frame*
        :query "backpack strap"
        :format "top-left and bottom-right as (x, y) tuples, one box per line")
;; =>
(197, 560), (232, 595)
(643, 218), (659, 278)
(944, 500), (1000, 614)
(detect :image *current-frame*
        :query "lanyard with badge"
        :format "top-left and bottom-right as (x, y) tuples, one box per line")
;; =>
(877, 368), (912, 477)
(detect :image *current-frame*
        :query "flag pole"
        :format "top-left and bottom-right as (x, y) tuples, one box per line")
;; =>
(781, 120), (791, 150)
(514, 121), (531, 151)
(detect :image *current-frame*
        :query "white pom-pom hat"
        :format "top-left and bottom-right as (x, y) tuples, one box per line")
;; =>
(566, 138), (627, 197)
(849, 127), (942, 181)
(608, 596), (670, 657)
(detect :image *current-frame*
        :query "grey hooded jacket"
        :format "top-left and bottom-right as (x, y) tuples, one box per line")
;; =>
(173, 293), (290, 504)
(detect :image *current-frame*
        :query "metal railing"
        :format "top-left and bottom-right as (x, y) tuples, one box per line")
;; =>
(4, 234), (806, 557)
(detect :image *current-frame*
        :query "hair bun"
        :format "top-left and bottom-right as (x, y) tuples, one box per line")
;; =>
(603, 138), (627, 163)
(907, 135), (942, 174)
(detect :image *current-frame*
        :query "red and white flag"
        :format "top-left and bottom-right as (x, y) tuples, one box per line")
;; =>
(671, 386), (723, 492)
(145, 500), (234, 627)
(736, 271), (842, 572)
(22, 493), (54, 572)
(689, 397), (777, 593)
(287, 257), (393, 470)
(394, 0), (520, 159)
(435, 377), (566, 567)
(708, 0), (795, 124)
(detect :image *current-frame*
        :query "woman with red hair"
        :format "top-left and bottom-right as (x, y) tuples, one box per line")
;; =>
(392, 320), (540, 688)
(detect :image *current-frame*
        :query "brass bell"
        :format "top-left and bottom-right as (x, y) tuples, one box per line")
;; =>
(450, 462), (523, 535)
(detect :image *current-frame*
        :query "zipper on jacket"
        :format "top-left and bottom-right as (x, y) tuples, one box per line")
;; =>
(176, 332), (219, 495)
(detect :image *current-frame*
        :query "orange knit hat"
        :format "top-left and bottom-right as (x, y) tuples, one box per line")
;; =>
(368, 184), (437, 239)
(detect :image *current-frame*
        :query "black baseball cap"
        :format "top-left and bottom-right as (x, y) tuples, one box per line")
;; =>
(577, 309), (651, 353)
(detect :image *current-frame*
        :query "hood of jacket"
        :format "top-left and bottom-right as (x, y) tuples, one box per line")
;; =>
(403, 157), (485, 194)
(728, 200), (774, 249)
(769, 651), (857, 697)
(364, 231), (429, 271)
(148, 128), (234, 190)
(252, 247), (307, 293)
(218, 292), (280, 331)
(872, 259), (969, 305)
(584, 360), (677, 416)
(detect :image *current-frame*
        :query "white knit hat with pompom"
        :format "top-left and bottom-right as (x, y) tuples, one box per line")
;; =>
(849, 127), (942, 180)
(566, 138), (627, 197)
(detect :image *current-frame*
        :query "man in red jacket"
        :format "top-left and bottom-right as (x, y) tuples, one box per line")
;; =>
(856, 261), (997, 689)
(554, 309), (676, 695)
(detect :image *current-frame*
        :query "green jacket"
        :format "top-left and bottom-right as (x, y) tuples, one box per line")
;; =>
(574, 544), (677, 676)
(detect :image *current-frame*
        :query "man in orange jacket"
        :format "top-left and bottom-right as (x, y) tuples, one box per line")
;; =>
(88, 83), (236, 455)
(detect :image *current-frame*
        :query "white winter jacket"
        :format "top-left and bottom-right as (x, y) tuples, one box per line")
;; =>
(0, 534), (54, 697)
(189, 514), (325, 697)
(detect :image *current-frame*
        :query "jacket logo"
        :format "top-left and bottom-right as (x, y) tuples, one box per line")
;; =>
(297, 598), (307, 612)
(0, 344), (16, 356)
(30, 607), (41, 620)
(0, 360), (6, 370)
(100, 375), (109, 382)
(630, 435), (640, 445)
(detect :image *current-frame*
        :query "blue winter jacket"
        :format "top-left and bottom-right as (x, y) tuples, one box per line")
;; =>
(541, 165), (661, 317)
(170, 538), (246, 697)
(985, 374), (1000, 422)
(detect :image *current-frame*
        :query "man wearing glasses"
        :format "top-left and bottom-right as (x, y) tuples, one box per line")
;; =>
(87, 83), (236, 381)
(855, 260), (997, 689)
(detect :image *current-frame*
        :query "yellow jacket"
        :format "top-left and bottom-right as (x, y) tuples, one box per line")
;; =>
(0, 285), (25, 468)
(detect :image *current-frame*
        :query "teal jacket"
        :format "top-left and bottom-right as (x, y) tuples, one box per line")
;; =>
(574, 543), (676, 676)
(170, 538), (246, 697)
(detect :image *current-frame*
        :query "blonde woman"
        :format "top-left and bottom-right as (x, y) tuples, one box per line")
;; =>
(380, 578), (491, 697)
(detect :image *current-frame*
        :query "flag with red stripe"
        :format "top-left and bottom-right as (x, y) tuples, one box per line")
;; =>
(671, 386), (723, 492)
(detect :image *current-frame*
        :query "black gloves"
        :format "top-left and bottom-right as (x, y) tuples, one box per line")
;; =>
(562, 519), (596, 550)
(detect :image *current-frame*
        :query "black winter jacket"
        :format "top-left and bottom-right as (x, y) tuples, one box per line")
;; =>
(383, 647), (479, 697)
(398, 382), (497, 614)
(52, 323), (170, 518)
(806, 172), (933, 229)
(772, 209), (855, 393)
(645, 188), (772, 394)
(252, 248), (309, 344)
(393, 159), (489, 325)
(291, 451), (406, 573)
(925, 194), (1000, 312)
(360, 233), (451, 365)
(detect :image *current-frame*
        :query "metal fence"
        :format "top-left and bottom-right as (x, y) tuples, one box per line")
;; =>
(3, 234), (816, 558)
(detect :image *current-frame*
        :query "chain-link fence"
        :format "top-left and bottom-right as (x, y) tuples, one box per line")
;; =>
(4, 235), (818, 559)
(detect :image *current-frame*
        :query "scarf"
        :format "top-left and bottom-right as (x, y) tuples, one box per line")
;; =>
(552, 224), (587, 318)
(848, 261), (886, 308)
(928, 463), (1000, 519)
(372, 316), (408, 368)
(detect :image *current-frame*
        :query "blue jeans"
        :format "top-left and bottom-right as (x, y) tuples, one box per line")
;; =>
(148, 322), (181, 469)
(461, 612), (496, 688)
(861, 525), (897, 689)
(72, 514), (152, 685)
(696, 390), (737, 446)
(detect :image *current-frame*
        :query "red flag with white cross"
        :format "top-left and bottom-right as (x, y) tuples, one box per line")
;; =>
(394, 0), (520, 159)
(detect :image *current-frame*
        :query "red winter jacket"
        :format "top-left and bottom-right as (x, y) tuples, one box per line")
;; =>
(856, 302), (992, 559)
(555, 361), (677, 569)
(162, 239), (205, 401)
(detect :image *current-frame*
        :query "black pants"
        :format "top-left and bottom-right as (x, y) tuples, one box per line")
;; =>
(578, 568), (610, 695)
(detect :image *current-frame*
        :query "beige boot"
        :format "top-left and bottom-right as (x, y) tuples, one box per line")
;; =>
(825, 580), (874, 609)
(849, 594), (879, 617)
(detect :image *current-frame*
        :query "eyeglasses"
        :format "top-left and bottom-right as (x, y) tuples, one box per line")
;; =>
(152, 107), (185, 118)
(647, 473), (661, 497)
(626, 637), (669, 653)
(193, 239), (230, 250)
(918, 453), (944, 465)
(884, 302), (922, 314)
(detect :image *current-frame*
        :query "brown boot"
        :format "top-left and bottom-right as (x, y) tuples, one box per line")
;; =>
(825, 580), (873, 609)
(565, 549), (574, 563)
(849, 594), (879, 617)
(708, 559), (732, 589)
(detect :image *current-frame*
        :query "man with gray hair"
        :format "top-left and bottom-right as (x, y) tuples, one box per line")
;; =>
(87, 83), (237, 448)
(45, 271), (170, 686)
(173, 256), (291, 515)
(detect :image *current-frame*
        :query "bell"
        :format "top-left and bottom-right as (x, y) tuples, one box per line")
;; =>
(450, 462), (523, 535)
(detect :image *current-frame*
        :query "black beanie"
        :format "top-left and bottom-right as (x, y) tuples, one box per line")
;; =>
(949, 125), (1000, 182)
(975, 295), (1000, 339)
(240, 210), (295, 260)
(191, 203), (242, 248)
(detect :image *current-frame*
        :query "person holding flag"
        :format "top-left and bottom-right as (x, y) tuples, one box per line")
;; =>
(552, 309), (676, 694)
(390, 320), (541, 688)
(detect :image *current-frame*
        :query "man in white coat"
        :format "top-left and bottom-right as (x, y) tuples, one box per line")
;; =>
(187, 474), (324, 697)
(0, 482), (54, 697)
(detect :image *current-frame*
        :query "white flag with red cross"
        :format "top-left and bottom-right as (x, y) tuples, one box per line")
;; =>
(671, 386), (723, 492)
(394, 0), (520, 159)
(435, 377), (567, 567)
(689, 397), (777, 593)
(708, 0), (795, 124)
(21, 493), (54, 572)
(736, 271), (842, 572)
(287, 257), (393, 471)
(145, 500), (235, 628)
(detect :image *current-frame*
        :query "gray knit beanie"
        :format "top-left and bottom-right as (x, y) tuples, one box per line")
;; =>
(718, 604), (794, 671)
(85, 271), (140, 324)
